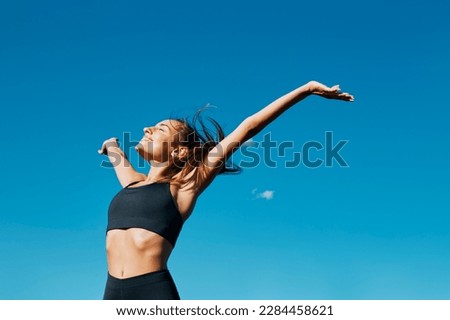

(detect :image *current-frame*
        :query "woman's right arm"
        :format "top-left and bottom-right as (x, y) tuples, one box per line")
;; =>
(98, 138), (146, 187)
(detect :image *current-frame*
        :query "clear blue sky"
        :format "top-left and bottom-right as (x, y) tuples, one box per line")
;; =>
(1, 0), (449, 299)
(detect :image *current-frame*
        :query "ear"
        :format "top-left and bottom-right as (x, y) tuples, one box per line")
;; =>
(171, 146), (188, 160)
(177, 146), (188, 160)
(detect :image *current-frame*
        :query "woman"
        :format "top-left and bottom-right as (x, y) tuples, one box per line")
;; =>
(98, 80), (354, 299)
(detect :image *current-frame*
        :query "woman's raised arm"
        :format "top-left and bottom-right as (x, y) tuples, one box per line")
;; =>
(199, 81), (354, 188)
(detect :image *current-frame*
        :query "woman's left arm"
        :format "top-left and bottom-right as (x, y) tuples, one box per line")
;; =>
(198, 81), (354, 187)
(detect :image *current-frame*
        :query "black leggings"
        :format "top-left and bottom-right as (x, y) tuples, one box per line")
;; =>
(103, 269), (180, 300)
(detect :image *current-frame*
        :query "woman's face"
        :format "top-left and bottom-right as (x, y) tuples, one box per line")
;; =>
(135, 119), (182, 163)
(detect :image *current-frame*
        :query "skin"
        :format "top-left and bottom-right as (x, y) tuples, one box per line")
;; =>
(98, 81), (354, 279)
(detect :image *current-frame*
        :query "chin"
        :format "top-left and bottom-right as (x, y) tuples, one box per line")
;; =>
(135, 145), (150, 160)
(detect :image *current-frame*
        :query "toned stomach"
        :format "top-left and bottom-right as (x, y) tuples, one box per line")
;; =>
(106, 228), (173, 278)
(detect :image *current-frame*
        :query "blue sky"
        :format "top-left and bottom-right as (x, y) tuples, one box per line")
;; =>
(1, 0), (449, 299)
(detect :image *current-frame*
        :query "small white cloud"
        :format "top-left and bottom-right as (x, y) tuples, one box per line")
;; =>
(252, 188), (274, 200)
(259, 190), (274, 200)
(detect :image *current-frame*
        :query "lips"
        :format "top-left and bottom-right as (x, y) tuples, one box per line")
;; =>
(142, 135), (153, 142)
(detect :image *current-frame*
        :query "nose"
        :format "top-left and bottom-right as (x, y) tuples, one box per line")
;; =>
(143, 126), (153, 134)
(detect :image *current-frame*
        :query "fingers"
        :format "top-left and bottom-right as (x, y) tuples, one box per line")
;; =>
(337, 92), (354, 102)
(315, 83), (354, 102)
(98, 138), (116, 155)
(328, 85), (354, 101)
(98, 137), (121, 155)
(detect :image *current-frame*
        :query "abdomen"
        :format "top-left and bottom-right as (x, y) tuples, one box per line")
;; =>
(106, 228), (173, 278)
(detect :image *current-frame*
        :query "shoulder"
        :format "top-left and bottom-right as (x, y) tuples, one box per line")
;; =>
(172, 167), (212, 197)
(178, 161), (224, 193)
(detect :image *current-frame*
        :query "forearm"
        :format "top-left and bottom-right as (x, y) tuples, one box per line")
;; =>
(244, 82), (312, 137)
(106, 145), (144, 186)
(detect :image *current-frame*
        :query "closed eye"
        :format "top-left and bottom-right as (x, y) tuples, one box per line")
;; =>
(159, 124), (171, 132)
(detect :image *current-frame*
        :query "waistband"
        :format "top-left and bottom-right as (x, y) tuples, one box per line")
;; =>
(106, 270), (173, 288)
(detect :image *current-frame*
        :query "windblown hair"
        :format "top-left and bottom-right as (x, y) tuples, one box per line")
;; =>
(158, 106), (241, 189)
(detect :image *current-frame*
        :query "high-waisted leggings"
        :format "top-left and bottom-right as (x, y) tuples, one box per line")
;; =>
(103, 269), (180, 300)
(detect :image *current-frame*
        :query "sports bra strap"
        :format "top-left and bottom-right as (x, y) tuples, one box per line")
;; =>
(124, 180), (141, 188)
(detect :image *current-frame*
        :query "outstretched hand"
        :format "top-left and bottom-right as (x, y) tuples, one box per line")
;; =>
(308, 81), (354, 102)
(98, 137), (119, 155)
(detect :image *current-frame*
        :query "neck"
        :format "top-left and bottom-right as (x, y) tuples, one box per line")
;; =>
(146, 162), (172, 183)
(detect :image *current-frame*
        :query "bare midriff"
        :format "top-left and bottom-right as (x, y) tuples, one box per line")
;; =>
(106, 228), (173, 279)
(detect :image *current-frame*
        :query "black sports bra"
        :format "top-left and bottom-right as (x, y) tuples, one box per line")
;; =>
(107, 181), (183, 247)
